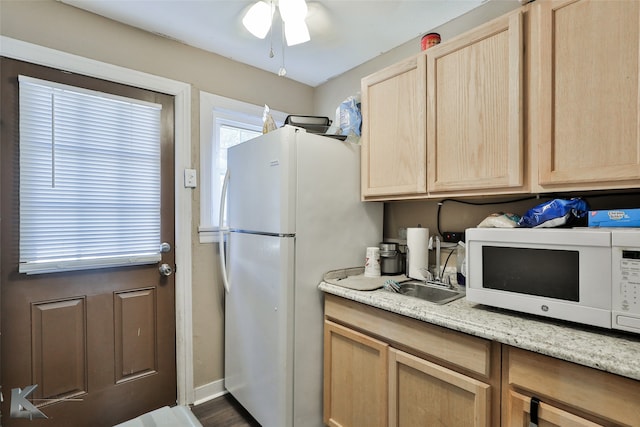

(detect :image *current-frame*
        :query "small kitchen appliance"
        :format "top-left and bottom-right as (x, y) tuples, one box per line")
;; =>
(379, 242), (403, 275)
(466, 227), (640, 334)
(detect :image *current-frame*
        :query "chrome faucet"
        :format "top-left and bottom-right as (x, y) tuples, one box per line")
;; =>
(429, 236), (458, 289)
(418, 236), (456, 290)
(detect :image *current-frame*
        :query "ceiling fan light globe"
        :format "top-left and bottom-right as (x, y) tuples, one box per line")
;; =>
(242, 1), (273, 39)
(284, 20), (310, 46)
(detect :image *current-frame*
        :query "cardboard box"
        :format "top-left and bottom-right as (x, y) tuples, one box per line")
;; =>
(588, 208), (640, 227)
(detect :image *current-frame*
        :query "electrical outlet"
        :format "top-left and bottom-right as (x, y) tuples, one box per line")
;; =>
(442, 231), (464, 243)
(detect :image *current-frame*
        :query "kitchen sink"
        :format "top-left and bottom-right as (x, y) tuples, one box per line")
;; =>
(395, 280), (465, 305)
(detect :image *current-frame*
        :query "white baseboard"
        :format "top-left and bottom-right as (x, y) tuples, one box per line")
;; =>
(193, 379), (227, 406)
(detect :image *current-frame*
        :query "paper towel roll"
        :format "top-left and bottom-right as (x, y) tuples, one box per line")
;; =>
(407, 227), (429, 280)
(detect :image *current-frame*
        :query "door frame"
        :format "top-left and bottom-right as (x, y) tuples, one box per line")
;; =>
(0, 36), (195, 405)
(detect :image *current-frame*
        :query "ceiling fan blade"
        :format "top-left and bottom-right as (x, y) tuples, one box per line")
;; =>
(242, 1), (274, 39)
(279, 0), (307, 23)
(280, 0), (309, 45)
(284, 19), (310, 46)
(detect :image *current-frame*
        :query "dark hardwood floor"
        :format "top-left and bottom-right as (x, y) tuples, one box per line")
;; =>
(191, 393), (261, 427)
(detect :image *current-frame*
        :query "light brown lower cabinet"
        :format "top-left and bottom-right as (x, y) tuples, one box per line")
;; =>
(388, 348), (490, 427)
(323, 294), (498, 427)
(323, 320), (388, 427)
(505, 390), (601, 427)
(502, 346), (640, 427)
(323, 294), (640, 427)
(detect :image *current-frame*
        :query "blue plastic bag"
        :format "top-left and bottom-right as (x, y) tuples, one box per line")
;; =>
(339, 96), (361, 137)
(518, 198), (588, 228)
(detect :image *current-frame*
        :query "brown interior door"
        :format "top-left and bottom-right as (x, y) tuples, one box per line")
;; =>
(1, 57), (177, 426)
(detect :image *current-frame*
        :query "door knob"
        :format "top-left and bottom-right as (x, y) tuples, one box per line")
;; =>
(159, 263), (173, 276)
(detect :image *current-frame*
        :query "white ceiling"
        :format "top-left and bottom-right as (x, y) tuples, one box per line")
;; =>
(60, 0), (510, 87)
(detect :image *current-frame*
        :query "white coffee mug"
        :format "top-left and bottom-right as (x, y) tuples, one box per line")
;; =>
(364, 246), (381, 277)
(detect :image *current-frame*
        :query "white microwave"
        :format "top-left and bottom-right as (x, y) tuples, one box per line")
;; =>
(465, 227), (640, 334)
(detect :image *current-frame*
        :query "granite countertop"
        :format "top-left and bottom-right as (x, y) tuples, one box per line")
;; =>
(319, 281), (640, 382)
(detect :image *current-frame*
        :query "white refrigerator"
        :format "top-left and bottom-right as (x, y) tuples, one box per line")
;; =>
(221, 126), (383, 427)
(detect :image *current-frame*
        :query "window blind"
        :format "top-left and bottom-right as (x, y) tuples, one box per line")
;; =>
(19, 75), (163, 274)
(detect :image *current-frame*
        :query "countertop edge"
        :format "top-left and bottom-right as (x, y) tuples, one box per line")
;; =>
(319, 282), (640, 382)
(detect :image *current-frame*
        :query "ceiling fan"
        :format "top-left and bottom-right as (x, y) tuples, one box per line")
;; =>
(242, 0), (311, 47)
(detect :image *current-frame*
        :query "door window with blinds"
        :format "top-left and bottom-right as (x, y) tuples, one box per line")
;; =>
(19, 75), (163, 274)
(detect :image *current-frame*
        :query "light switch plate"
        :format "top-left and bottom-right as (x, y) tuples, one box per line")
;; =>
(184, 169), (197, 188)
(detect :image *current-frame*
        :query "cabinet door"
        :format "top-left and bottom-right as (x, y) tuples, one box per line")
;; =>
(504, 391), (603, 427)
(323, 320), (388, 427)
(504, 346), (640, 426)
(388, 348), (490, 427)
(533, 0), (640, 190)
(426, 11), (524, 193)
(361, 54), (427, 198)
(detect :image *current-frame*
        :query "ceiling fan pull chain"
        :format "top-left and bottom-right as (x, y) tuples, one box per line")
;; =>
(269, 0), (275, 58)
(278, 20), (287, 76)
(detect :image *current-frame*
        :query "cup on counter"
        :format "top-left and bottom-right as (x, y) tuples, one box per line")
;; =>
(364, 246), (381, 277)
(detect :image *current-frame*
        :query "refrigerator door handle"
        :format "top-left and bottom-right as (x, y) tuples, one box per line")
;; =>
(218, 169), (231, 293)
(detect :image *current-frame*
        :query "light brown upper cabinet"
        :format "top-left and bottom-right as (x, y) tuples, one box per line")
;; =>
(531, 0), (640, 192)
(427, 11), (525, 195)
(361, 55), (427, 198)
(361, 10), (525, 200)
(362, 0), (640, 200)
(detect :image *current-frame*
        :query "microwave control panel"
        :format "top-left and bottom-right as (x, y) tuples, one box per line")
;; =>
(612, 241), (640, 333)
(618, 251), (640, 311)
